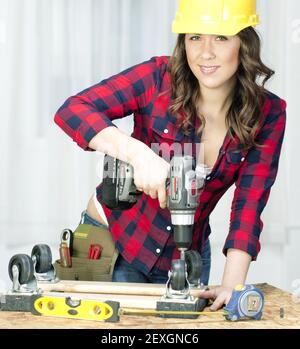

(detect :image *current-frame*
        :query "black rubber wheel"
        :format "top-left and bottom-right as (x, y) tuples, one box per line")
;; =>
(170, 259), (186, 291)
(185, 250), (202, 284)
(31, 244), (52, 273)
(8, 254), (34, 284)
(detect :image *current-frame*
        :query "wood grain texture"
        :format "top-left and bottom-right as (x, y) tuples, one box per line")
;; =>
(41, 291), (161, 309)
(39, 280), (207, 298)
(0, 284), (299, 329)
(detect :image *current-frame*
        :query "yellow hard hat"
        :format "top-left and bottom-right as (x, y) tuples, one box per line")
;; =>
(172, 0), (260, 36)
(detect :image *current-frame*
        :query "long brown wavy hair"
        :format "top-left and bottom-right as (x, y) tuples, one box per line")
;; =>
(168, 27), (274, 150)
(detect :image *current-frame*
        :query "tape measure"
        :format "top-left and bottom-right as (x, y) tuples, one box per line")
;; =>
(33, 296), (120, 322)
(224, 284), (264, 321)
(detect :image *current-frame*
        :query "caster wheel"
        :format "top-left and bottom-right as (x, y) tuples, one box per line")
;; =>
(8, 254), (34, 284)
(31, 244), (52, 273)
(185, 250), (202, 284)
(170, 259), (186, 291)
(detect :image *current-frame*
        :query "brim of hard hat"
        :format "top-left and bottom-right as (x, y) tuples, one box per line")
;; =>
(172, 22), (259, 36)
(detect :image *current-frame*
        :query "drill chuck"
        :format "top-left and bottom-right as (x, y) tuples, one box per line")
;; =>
(173, 225), (193, 249)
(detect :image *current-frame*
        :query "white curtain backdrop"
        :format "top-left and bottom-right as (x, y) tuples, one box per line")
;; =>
(0, 0), (177, 246)
(0, 0), (299, 290)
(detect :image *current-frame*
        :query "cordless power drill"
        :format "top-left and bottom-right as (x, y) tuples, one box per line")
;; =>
(101, 155), (205, 240)
(101, 154), (206, 291)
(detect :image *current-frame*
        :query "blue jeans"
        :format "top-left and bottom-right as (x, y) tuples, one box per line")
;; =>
(80, 210), (109, 229)
(80, 211), (211, 285)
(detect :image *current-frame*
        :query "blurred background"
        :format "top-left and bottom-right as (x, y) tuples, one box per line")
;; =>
(0, 0), (299, 293)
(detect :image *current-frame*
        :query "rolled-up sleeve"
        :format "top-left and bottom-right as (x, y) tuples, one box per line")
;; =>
(223, 97), (287, 260)
(54, 56), (161, 150)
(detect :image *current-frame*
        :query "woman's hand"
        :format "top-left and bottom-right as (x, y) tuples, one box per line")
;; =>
(89, 127), (170, 208)
(130, 145), (170, 209)
(200, 286), (233, 311)
(201, 249), (251, 311)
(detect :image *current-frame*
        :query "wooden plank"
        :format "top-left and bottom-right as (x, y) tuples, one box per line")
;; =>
(1, 284), (299, 329)
(39, 280), (206, 298)
(44, 290), (203, 310)
(43, 291), (160, 309)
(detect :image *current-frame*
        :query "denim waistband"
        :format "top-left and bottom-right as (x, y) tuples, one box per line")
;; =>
(80, 210), (109, 229)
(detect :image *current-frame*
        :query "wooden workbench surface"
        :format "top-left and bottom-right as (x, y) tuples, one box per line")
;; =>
(0, 284), (299, 329)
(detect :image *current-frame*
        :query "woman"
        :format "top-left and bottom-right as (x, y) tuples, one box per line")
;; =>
(54, 0), (286, 310)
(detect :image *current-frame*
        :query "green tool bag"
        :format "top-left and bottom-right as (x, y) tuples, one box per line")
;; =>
(54, 223), (118, 282)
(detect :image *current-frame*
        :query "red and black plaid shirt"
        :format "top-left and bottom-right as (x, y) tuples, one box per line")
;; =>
(54, 56), (287, 275)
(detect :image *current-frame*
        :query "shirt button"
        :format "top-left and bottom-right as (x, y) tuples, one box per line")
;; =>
(166, 226), (172, 231)
(164, 129), (169, 134)
(156, 248), (161, 254)
(241, 157), (245, 162)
